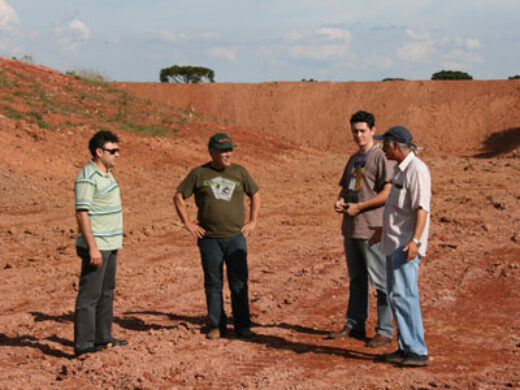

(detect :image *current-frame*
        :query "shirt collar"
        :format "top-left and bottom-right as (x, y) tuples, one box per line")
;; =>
(397, 151), (415, 172)
(89, 160), (110, 177)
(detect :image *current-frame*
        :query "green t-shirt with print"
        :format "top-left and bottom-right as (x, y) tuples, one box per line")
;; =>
(177, 163), (259, 238)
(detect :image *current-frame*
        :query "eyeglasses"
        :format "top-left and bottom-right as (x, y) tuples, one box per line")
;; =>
(102, 147), (120, 155)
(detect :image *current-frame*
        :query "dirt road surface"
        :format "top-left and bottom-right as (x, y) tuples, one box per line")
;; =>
(1, 58), (519, 389)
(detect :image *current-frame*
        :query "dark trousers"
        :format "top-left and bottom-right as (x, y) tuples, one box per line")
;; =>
(74, 246), (117, 352)
(198, 234), (251, 332)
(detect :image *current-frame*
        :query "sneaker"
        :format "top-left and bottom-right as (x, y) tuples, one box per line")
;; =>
(366, 334), (392, 348)
(400, 352), (430, 367)
(206, 328), (222, 340)
(96, 338), (128, 349)
(381, 349), (405, 364)
(327, 326), (366, 340)
(236, 328), (255, 339)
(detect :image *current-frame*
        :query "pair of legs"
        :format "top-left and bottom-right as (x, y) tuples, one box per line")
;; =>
(386, 247), (427, 356)
(74, 247), (117, 353)
(198, 234), (251, 333)
(344, 238), (394, 338)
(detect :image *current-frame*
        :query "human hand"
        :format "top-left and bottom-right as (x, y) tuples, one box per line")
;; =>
(403, 240), (419, 261)
(345, 203), (362, 216)
(368, 226), (382, 246)
(89, 248), (103, 267)
(241, 220), (257, 237)
(185, 222), (206, 239)
(334, 199), (347, 213)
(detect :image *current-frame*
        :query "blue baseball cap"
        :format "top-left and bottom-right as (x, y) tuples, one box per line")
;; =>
(374, 126), (413, 145)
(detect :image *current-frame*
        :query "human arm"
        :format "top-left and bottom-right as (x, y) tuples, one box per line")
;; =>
(403, 207), (428, 261)
(173, 191), (206, 238)
(75, 210), (102, 267)
(345, 182), (391, 216)
(242, 191), (260, 237)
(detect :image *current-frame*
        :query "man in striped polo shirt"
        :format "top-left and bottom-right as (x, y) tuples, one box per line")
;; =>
(73, 130), (127, 357)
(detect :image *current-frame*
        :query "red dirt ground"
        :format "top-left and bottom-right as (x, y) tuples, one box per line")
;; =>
(1, 57), (519, 389)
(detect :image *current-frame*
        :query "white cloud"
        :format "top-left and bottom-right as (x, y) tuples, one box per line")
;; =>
(288, 44), (351, 60)
(405, 29), (431, 41)
(454, 36), (481, 49)
(209, 46), (238, 62)
(397, 40), (433, 62)
(54, 18), (90, 53)
(0, 0), (18, 31)
(441, 61), (472, 71)
(283, 26), (353, 61)
(159, 29), (188, 42)
(318, 27), (352, 42)
(69, 19), (90, 40)
(443, 49), (482, 63)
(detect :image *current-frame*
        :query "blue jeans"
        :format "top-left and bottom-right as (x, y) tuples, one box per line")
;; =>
(386, 247), (428, 355)
(344, 238), (394, 338)
(198, 234), (251, 332)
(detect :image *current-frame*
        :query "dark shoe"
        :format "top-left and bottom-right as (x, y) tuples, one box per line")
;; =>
(400, 352), (430, 367)
(96, 338), (128, 349)
(327, 326), (366, 340)
(366, 334), (392, 348)
(206, 328), (222, 340)
(75, 345), (103, 357)
(381, 349), (405, 364)
(236, 328), (255, 339)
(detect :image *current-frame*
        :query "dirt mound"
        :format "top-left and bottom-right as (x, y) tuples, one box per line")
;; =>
(1, 57), (519, 388)
(119, 80), (520, 157)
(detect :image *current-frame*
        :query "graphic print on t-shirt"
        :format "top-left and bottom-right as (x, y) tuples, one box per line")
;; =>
(205, 177), (237, 201)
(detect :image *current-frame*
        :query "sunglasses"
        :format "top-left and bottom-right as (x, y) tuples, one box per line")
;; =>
(102, 147), (120, 155)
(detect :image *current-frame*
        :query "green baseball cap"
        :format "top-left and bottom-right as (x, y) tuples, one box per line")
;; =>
(208, 133), (236, 150)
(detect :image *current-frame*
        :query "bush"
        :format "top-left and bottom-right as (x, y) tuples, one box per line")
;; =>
(66, 69), (109, 84)
(382, 77), (405, 81)
(508, 75), (520, 80)
(431, 70), (473, 80)
(159, 65), (215, 83)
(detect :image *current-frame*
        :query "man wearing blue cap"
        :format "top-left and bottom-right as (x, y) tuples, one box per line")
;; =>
(174, 133), (260, 340)
(370, 126), (431, 367)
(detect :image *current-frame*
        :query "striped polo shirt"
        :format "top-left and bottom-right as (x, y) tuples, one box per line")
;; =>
(75, 160), (123, 250)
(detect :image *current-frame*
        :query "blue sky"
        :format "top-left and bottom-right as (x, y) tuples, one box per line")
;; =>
(0, 0), (518, 82)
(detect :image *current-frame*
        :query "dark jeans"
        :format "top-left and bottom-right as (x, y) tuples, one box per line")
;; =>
(198, 234), (250, 332)
(74, 246), (117, 352)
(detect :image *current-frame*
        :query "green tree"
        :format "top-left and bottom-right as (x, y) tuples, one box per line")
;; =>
(159, 65), (215, 83)
(431, 70), (473, 80)
(508, 75), (520, 80)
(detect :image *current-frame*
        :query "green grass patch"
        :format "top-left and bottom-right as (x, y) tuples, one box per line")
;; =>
(2, 105), (25, 120)
(1, 95), (15, 102)
(37, 119), (51, 129)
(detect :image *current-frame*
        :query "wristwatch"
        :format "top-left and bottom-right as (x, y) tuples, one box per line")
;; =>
(412, 237), (421, 247)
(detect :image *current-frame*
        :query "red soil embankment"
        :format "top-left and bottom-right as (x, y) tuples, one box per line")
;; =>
(119, 80), (520, 156)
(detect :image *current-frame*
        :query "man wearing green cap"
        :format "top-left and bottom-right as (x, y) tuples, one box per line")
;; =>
(174, 133), (260, 340)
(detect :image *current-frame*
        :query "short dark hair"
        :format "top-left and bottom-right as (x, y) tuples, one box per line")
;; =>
(88, 130), (119, 157)
(350, 111), (375, 129)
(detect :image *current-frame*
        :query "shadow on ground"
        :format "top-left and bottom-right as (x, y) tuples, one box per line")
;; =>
(473, 127), (520, 158)
(0, 333), (74, 359)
